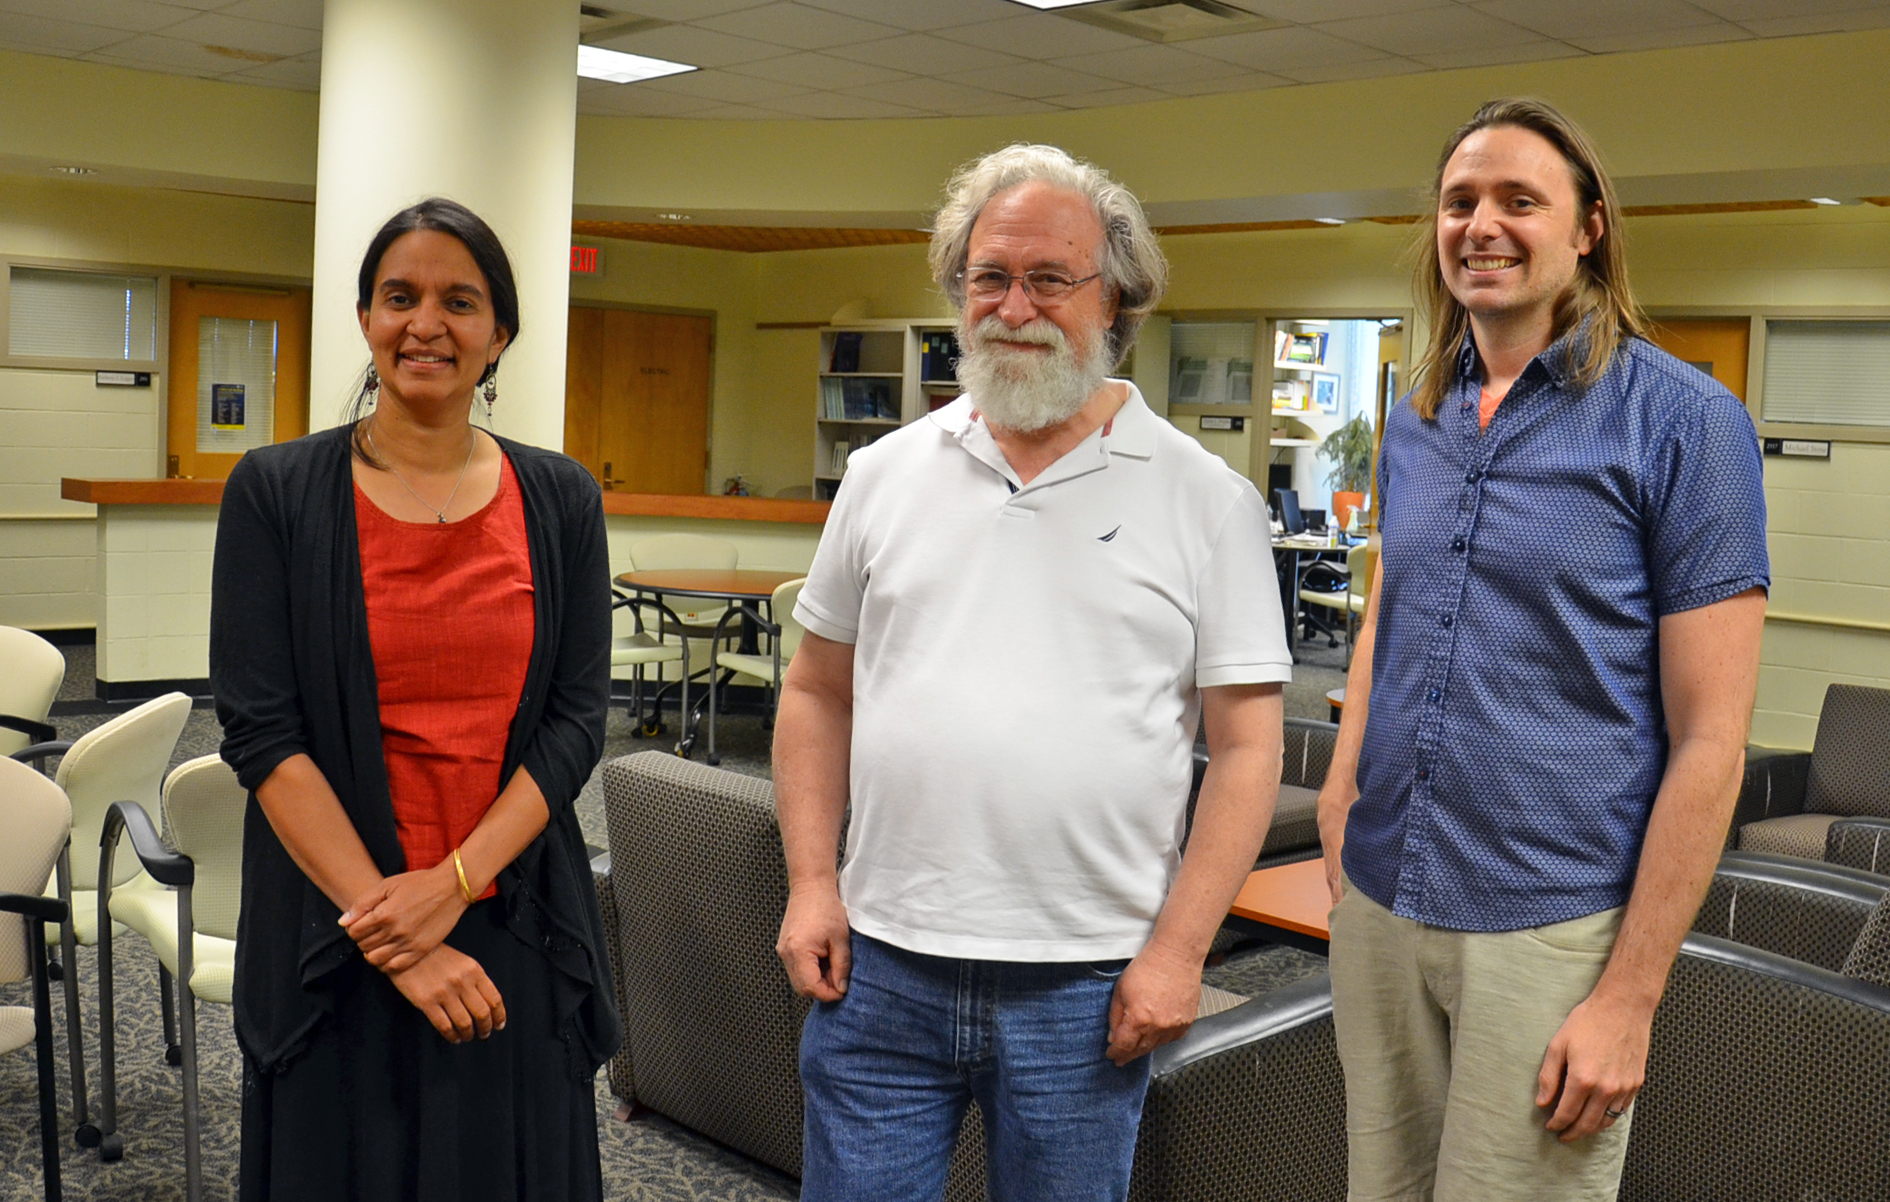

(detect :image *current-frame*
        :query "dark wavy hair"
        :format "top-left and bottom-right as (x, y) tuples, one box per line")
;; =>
(345, 197), (520, 462)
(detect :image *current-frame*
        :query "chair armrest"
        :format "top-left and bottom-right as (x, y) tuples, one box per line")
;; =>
(0, 713), (57, 744)
(1694, 851), (1889, 972)
(9, 739), (73, 767)
(1729, 751), (1811, 840)
(1826, 817), (1890, 876)
(0, 891), (67, 923)
(1150, 971), (1334, 1077)
(101, 800), (193, 888)
(1282, 717), (1339, 790)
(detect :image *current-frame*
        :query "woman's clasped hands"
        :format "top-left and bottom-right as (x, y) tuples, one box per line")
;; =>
(340, 856), (506, 1044)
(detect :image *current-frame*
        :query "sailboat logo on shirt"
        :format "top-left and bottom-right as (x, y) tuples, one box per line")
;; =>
(1098, 525), (1122, 542)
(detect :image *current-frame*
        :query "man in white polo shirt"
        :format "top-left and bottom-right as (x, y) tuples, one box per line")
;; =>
(774, 143), (1291, 1202)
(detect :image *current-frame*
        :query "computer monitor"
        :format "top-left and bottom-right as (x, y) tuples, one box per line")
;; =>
(1273, 488), (1305, 535)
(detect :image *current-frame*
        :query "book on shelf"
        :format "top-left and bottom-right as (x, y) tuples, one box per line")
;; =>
(829, 331), (862, 373)
(1273, 329), (1328, 367)
(822, 376), (898, 421)
(831, 440), (849, 475)
(920, 330), (959, 382)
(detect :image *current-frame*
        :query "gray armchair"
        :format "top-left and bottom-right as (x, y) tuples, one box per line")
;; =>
(1733, 684), (1890, 859)
(1189, 715), (1335, 869)
(1824, 816), (1890, 876)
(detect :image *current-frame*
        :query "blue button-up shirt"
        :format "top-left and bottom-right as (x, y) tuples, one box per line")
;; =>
(1344, 328), (1770, 932)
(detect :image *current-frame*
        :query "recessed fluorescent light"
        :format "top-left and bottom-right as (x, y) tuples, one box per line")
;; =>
(50, 165), (97, 176)
(1809, 197), (1843, 205)
(655, 212), (692, 221)
(1313, 217), (1346, 225)
(1005, 1), (1107, 9)
(577, 45), (695, 84)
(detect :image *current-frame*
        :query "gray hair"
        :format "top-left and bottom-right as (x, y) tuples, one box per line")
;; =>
(929, 143), (1167, 365)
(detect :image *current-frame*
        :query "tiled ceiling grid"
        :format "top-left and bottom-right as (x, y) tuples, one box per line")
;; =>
(2, 0), (1889, 118)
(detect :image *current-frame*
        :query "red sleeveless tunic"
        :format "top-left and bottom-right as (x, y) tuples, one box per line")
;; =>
(354, 454), (534, 898)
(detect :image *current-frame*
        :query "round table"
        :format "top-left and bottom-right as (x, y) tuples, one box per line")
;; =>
(611, 569), (807, 756)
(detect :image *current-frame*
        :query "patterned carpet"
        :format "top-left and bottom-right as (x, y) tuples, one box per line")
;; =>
(3, 643), (1342, 1200)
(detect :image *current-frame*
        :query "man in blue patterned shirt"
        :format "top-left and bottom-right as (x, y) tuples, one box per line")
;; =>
(1317, 98), (1770, 1200)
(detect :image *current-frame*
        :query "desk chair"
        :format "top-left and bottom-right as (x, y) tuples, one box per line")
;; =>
(0, 757), (72, 1202)
(611, 593), (688, 740)
(0, 627), (65, 764)
(703, 578), (804, 767)
(1298, 544), (1377, 668)
(95, 755), (245, 1196)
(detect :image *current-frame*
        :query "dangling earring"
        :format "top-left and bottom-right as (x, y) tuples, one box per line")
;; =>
(482, 370), (498, 425)
(364, 364), (380, 407)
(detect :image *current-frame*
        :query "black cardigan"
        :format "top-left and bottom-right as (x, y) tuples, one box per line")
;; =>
(211, 424), (621, 1075)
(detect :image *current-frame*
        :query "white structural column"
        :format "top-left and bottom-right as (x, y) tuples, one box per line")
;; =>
(308, 0), (579, 449)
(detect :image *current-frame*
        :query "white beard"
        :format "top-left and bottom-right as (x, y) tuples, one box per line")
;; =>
(955, 313), (1112, 433)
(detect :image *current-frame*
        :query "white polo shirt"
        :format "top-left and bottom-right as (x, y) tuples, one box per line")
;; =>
(795, 384), (1291, 961)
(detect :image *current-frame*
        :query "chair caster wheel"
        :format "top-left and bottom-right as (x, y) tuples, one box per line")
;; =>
(640, 723), (664, 738)
(166, 1044), (183, 1067)
(47, 958), (62, 982)
(707, 754), (721, 766)
(100, 1132), (124, 1161)
(75, 1123), (101, 1149)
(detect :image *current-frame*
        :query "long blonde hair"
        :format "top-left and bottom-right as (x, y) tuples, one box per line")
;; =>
(1408, 98), (1648, 420)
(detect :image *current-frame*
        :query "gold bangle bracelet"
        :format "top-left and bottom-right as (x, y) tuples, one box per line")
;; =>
(452, 848), (477, 904)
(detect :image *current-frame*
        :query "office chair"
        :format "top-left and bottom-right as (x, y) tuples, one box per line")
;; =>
(703, 577), (806, 766)
(0, 756), (73, 1202)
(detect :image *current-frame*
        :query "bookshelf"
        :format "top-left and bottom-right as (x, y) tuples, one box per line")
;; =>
(814, 321), (961, 499)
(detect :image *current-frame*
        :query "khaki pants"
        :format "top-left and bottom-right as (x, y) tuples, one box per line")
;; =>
(1328, 875), (1632, 1202)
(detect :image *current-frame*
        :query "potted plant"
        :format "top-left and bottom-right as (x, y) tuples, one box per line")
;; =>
(1321, 415), (1375, 530)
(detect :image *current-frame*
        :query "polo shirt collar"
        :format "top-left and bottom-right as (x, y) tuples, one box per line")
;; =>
(933, 381), (1155, 492)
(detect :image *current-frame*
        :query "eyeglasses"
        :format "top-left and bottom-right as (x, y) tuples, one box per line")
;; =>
(958, 268), (1102, 305)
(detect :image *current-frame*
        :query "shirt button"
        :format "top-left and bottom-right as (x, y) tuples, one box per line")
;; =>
(1428, 688), (1441, 702)
(1417, 767), (1431, 781)
(1440, 614), (1453, 628)
(1450, 535), (1466, 552)
(1465, 470), (1480, 483)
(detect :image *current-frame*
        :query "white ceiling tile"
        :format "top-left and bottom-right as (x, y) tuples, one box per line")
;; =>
(641, 67), (813, 103)
(81, 32), (251, 72)
(1740, 8), (1890, 34)
(941, 60), (1123, 98)
(1318, 7), (1544, 56)
(1187, 25), (1393, 71)
(1279, 55), (1430, 83)
(160, 10), (322, 58)
(599, 0), (773, 19)
(0, 0), (196, 35)
(1412, 39), (1586, 69)
(837, 74), (1009, 111)
(1050, 43), (1252, 87)
(724, 49), (911, 88)
(1691, 0), (1890, 18)
(578, 85), (733, 117)
(1156, 71), (1294, 97)
(1470, 0), (1727, 40)
(1042, 84), (1172, 108)
(1234, 0), (1457, 18)
(940, 95), (1065, 115)
(0, 13), (129, 53)
(230, 53), (321, 89)
(934, 13), (1147, 58)
(794, 0), (1021, 31)
(1566, 22), (1754, 52)
(684, 102), (801, 119)
(824, 31), (1025, 74)
(694, 2), (905, 51)
(592, 23), (795, 68)
(764, 90), (932, 118)
(216, 0), (322, 31)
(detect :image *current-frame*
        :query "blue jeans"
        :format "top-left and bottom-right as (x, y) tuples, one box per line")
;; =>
(799, 932), (1151, 1202)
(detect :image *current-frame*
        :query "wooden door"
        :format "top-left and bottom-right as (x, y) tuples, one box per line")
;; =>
(166, 280), (311, 479)
(564, 307), (712, 495)
(1647, 318), (1750, 400)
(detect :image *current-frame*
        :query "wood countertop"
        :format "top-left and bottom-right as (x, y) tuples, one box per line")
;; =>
(62, 478), (832, 524)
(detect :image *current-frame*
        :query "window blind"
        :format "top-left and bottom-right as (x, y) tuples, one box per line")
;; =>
(8, 267), (158, 361)
(1761, 320), (1890, 427)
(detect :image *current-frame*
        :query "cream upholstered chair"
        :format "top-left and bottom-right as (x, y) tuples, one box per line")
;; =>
(703, 578), (805, 767)
(0, 756), (74, 1202)
(1298, 543), (1376, 668)
(0, 626), (66, 764)
(41, 690), (192, 1148)
(611, 594), (687, 741)
(94, 755), (244, 1192)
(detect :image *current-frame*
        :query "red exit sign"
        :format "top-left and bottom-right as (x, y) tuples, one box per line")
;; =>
(570, 245), (599, 274)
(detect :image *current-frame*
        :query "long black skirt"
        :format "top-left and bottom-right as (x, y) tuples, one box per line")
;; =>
(239, 898), (602, 1202)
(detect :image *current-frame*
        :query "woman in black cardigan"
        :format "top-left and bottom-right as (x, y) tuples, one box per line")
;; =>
(211, 198), (619, 1201)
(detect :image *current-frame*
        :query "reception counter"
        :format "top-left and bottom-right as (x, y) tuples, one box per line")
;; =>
(63, 477), (829, 700)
